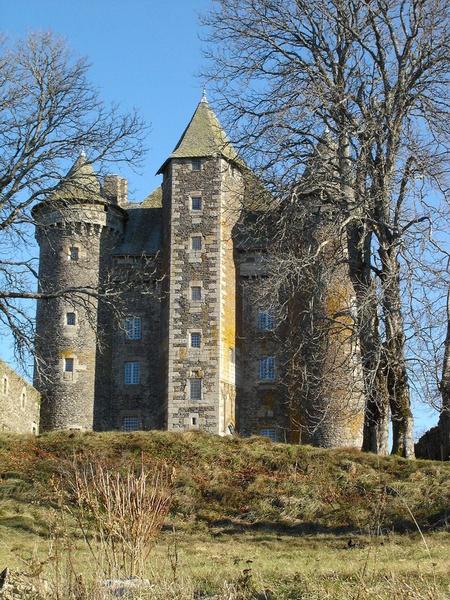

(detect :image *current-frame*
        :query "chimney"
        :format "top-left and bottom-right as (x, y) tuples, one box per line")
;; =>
(103, 175), (128, 207)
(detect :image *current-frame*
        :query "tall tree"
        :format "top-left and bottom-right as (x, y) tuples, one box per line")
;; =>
(0, 32), (147, 362)
(203, 0), (450, 456)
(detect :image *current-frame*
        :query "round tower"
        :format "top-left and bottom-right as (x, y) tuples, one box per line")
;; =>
(33, 155), (125, 431)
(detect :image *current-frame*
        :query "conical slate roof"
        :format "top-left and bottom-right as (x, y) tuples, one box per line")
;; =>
(157, 96), (239, 174)
(53, 153), (101, 200)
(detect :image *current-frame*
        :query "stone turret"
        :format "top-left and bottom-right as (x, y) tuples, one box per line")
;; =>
(158, 96), (243, 435)
(33, 154), (126, 431)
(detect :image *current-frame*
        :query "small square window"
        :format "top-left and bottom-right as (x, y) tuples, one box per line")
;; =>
(191, 236), (202, 251)
(259, 356), (275, 381)
(190, 332), (201, 348)
(64, 358), (74, 372)
(191, 196), (202, 211)
(69, 247), (79, 261)
(191, 158), (201, 171)
(191, 286), (202, 301)
(190, 378), (202, 401)
(122, 416), (141, 432)
(124, 317), (142, 340)
(124, 361), (140, 384)
(66, 312), (76, 326)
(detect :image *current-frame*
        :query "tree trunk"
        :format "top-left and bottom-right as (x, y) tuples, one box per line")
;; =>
(379, 247), (415, 458)
(347, 222), (390, 454)
(438, 282), (450, 459)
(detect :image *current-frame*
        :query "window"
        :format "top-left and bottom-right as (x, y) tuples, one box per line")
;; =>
(21, 391), (26, 409)
(124, 361), (140, 385)
(259, 356), (275, 381)
(191, 286), (202, 301)
(64, 358), (74, 373)
(258, 310), (275, 331)
(191, 416), (197, 426)
(69, 246), (79, 261)
(229, 347), (235, 364)
(190, 332), (201, 348)
(191, 236), (202, 251)
(121, 416), (141, 432)
(2, 377), (8, 395)
(260, 428), (277, 442)
(191, 158), (201, 171)
(66, 312), (76, 326)
(191, 196), (202, 211)
(124, 317), (142, 340)
(190, 378), (202, 401)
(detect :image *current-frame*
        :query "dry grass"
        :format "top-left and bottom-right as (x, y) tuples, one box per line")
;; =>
(0, 431), (449, 598)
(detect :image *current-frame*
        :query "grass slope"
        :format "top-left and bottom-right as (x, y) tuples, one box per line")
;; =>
(0, 431), (449, 598)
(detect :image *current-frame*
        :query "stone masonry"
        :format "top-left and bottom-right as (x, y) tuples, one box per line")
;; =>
(32, 96), (365, 447)
(0, 359), (40, 434)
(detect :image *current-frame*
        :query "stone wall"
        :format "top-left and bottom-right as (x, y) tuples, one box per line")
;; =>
(415, 414), (450, 461)
(34, 201), (124, 431)
(163, 157), (223, 433)
(0, 360), (40, 434)
(107, 256), (164, 431)
(235, 253), (288, 441)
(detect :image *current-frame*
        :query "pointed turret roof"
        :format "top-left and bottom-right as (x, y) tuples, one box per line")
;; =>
(157, 97), (239, 174)
(53, 152), (101, 200)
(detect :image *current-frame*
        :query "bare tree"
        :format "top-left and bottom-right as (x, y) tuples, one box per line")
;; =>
(0, 32), (147, 363)
(203, 0), (450, 456)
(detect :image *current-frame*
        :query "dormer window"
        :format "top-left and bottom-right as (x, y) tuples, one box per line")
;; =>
(191, 158), (202, 171)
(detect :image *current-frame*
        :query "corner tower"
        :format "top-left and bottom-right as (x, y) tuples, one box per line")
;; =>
(33, 155), (125, 431)
(158, 96), (243, 434)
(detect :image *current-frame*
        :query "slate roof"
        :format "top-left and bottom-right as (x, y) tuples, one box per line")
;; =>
(157, 97), (239, 173)
(141, 186), (163, 208)
(114, 205), (162, 255)
(53, 153), (101, 200)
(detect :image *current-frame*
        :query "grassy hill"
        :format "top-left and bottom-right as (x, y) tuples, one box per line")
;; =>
(0, 431), (449, 599)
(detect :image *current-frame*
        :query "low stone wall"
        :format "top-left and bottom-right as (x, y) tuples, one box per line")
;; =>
(0, 360), (40, 434)
(415, 419), (449, 461)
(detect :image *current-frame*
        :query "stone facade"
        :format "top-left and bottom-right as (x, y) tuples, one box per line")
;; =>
(0, 360), (40, 434)
(32, 97), (365, 447)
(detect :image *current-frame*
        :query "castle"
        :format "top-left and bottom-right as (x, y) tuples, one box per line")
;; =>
(32, 97), (365, 447)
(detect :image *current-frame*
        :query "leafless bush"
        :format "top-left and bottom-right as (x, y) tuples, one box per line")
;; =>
(53, 455), (174, 580)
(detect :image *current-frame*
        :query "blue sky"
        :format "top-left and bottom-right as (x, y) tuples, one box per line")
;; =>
(0, 0), (440, 434)
(0, 0), (211, 199)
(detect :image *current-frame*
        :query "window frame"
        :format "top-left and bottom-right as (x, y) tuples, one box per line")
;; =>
(191, 158), (202, 171)
(124, 361), (140, 385)
(258, 309), (275, 331)
(259, 356), (275, 381)
(66, 312), (76, 326)
(64, 357), (74, 373)
(121, 415), (141, 432)
(189, 378), (202, 401)
(69, 246), (79, 261)
(191, 235), (202, 251)
(190, 331), (202, 348)
(190, 196), (202, 211)
(191, 285), (202, 302)
(260, 428), (277, 442)
(124, 316), (142, 340)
